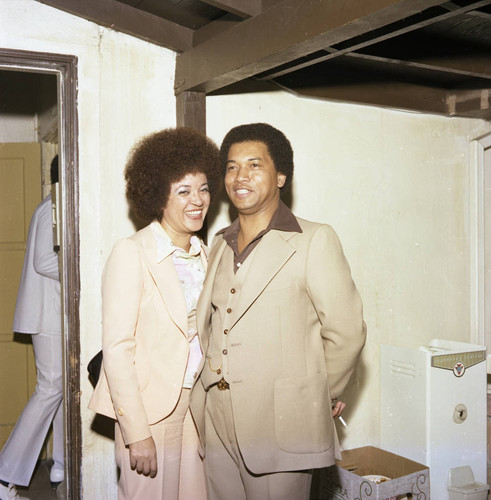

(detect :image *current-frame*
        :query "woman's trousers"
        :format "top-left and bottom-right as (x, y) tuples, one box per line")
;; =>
(115, 388), (206, 500)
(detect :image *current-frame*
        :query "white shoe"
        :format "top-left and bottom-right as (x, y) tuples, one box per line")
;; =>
(50, 465), (64, 485)
(0, 482), (29, 500)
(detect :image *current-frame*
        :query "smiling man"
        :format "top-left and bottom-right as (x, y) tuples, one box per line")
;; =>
(191, 123), (366, 500)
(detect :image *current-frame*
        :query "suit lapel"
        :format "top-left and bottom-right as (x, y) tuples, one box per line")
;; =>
(230, 230), (296, 329)
(136, 227), (188, 335)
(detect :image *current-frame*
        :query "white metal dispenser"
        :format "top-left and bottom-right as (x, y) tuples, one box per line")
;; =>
(380, 339), (487, 500)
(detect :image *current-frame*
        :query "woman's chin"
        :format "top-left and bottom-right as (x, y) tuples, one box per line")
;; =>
(185, 219), (205, 233)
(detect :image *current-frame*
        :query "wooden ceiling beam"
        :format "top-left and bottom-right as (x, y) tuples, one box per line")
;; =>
(466, 9), (491, 20)
(273, 79), (449, 115)
(194, 1), (285, 45)
(200, 0), (262, 18)
(346, 52), (491, 80)
(258, 0), (491, 81)
(175, 0), (451, 95)
(272, 77), (491, 119)
(193, 14), (241, 46)
(446, 88), (491, 119)
(34, 0), (194, 52)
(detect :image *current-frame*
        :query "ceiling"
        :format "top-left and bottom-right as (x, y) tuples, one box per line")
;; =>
(35, 0), (491, 119)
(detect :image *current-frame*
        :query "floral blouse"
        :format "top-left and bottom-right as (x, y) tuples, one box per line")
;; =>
(151, 221), (205, 388)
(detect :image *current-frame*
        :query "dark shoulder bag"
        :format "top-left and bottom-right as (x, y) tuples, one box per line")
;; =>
(87, 350), (103, 388)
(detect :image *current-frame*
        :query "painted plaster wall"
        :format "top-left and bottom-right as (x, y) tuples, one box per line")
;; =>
(206, 91), (491, 450)
(0, 1), (176, 497)
(0, 115), (37, 143)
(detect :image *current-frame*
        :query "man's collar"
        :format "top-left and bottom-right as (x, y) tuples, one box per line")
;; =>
(268, 199), (302, 233)
(217, 200), (302, 238)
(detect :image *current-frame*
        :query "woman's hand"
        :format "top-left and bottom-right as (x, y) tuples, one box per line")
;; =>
(129, 437), (157, 478)
(332, 400), (346, 419)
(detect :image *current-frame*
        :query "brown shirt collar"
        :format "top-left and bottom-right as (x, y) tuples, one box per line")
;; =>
(217, 200), (302, 271)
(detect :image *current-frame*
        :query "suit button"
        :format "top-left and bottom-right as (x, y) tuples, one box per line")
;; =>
(117, 408), (124, 416)
(227, 308), (232, 313)
(222, 349), (228, 355)
(230, 288), (236, 294)
(224, 329), (229, 335)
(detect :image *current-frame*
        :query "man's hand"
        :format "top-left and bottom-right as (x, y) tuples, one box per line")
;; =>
(129, 437), (157, 477)
(332, 400), (346, 419)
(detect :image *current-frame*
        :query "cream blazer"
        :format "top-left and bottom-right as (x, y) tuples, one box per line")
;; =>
(89, 224), (208, 445)
(191, 218), (366, 474)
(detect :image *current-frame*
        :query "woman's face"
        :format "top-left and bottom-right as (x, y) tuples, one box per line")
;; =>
(161, 172), (210, 240)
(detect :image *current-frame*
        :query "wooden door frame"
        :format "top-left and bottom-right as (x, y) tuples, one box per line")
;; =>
(0, 48), (80, 499)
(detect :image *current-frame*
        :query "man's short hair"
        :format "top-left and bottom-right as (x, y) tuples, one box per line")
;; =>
(220, 123), (294, 191)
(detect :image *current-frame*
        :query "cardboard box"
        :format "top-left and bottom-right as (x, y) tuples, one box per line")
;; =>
(311, 446), (430, 500)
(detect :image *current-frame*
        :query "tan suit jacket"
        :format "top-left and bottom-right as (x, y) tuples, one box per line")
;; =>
(191, 217), (366, 474)
(89, 224), (208, 445)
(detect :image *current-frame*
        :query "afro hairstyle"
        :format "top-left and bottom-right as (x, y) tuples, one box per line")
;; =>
(125, 127), (221, 222)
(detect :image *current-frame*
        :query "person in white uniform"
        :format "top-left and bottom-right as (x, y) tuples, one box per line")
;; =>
(0, 157), (64, 500)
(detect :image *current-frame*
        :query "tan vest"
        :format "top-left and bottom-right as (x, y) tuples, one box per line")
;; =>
(200, 245), (255, 389)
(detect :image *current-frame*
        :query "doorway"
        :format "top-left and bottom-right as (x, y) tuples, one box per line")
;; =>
(0, 49), (80, 499)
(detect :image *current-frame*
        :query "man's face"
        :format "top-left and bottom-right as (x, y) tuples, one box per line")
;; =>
(224, 141), (286, 216)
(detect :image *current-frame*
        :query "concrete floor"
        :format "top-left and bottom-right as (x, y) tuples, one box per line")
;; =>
(16, 460), (65, 500)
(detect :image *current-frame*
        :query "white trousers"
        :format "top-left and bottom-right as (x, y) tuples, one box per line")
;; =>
(0, 331), (64, 486)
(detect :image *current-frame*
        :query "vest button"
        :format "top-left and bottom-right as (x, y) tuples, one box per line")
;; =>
(227, 308), (232, 313)
(222, 349), (228, 355)
(230, 288), (236, 294)
(224, 329), (229, 335)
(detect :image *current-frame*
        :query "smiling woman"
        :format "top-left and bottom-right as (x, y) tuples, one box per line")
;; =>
(161, 173), (211, 251)
(88, 127), (220, 500)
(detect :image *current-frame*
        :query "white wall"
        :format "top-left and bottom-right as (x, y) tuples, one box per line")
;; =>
(0, 115), (37, 143)
(206, 91), (491, 450)
(0, 1), (177, 497)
